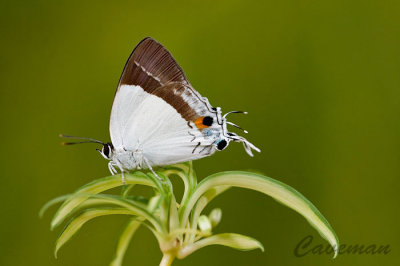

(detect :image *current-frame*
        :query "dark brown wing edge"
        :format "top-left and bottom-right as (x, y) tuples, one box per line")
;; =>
(113, 37), (204, 123)
(117, 37), (190, 93)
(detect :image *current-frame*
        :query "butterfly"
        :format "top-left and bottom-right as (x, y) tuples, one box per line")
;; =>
(61, 37), (260, 183)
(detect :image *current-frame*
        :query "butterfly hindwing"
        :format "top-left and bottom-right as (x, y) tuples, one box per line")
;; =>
(111, 84), (217, 165)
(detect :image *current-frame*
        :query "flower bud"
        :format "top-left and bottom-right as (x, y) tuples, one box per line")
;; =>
(198, 215), (212, 232)
(209, 208), (222, 227)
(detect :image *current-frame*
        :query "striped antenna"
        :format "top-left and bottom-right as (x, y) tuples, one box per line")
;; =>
(59, 134), (104, 146)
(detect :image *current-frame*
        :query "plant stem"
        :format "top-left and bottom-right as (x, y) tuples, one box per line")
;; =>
(159, 253), (175, 266)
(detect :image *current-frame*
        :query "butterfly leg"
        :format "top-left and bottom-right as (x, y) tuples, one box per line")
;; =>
(114, 161), (126, 185)
(108, 161), (118, 175)
(121, 171), (126, 185)
(143, 157), (163, 181)
(109, 161), (127, 185)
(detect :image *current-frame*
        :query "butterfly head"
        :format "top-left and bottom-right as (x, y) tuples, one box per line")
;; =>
(98, 142), (114, 160)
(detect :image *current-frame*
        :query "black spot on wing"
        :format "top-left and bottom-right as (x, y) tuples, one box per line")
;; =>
(202, 116), (213, 126)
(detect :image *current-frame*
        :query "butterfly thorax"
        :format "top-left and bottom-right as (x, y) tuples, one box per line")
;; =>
(111, 147), (144, 171)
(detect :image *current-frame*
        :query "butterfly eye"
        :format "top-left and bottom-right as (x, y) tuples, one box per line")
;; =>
(216, 139), (228, 151)
(102, 144), (110, 158)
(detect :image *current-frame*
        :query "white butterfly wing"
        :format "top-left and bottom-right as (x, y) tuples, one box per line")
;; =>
(110, 38), (218, 166)
(111, 83), (216, 165)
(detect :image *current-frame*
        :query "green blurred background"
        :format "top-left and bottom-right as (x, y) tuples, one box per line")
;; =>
(1, 0), (399, 265)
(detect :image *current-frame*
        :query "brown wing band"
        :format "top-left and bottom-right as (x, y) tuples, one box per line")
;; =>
(116, 37), (201, 123)
(151, 82), (198, 122)
(119, 37), (189, 89)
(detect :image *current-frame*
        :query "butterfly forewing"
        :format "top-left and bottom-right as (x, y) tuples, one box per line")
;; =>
(118, 37), (190, 90)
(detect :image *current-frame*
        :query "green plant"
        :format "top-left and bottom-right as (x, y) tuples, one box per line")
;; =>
(41, 162), (339, 266)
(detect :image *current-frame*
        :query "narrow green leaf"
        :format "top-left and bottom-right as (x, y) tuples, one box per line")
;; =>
(169, 194), (179, 233)
(61, 196), (150, 217)
(149, 172), (173, 229)
(55, 198), (121, 222)
(181, 171), (339, 257)
(158, 194), (170, 230)
(162, 169), (189, 203)
(88, 194), (165, 233)
(147, 195), (162, 211)
(187, 186), (230, 243)
(55, 207), (135, 258)
(51, 173), (156, 229)
(43, 196), (116, 223)
(110, 218), (142, 266)
(110, 193), (165, 266)
(144, 171), (166, 192)
(163, 162), (192, 176)
(178, 233), (263, 259)
(121, 184), (135, 198)
(190, 186), (230, 228)
(39, 195), (71, 218)
(55, 195), (151, 226)
(162, 162), (197, 204)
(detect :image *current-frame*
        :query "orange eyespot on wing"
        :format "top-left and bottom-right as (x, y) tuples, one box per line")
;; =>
(194, 117), (208, 129)
(194, 116), (214, 129)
